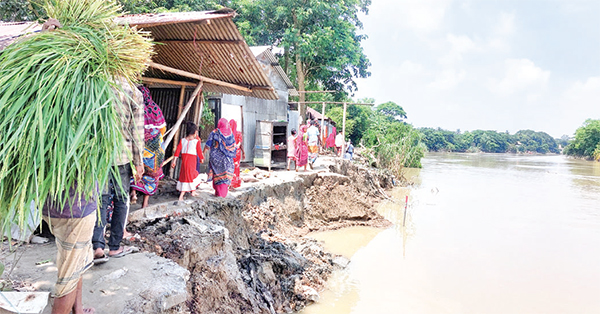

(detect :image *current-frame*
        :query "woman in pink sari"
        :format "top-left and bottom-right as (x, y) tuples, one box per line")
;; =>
(295, 124), (309, 171)
(229, 119), (244, 189)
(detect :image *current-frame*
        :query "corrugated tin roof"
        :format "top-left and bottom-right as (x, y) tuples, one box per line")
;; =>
(116, 10), (279, 100)
(0, 11), (278, 100)
(307, 107), (336, 125)
(250, 46), (299, 97)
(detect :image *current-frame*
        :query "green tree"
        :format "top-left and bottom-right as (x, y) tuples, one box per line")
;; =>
(0, 0), (42, 21)
(236, 0), (371, 122)
(376, 101), (407, 121)
(564, 119), (600, 160)
(362, 110), (425, 169)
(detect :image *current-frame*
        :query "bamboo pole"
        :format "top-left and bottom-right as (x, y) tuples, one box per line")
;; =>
(168, 85), (187, 178)
(141, 77), (197, 87)
(148, 62), (252, 93)
(341, 102), (347, 157)
(320, 102), (326, 149)
(164, 81), (204, 150)
(289, 101), (373, 106)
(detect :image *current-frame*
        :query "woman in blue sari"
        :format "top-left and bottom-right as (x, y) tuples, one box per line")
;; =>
(204, 118), (237, 197)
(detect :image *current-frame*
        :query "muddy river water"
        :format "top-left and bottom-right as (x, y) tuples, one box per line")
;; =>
(301, 153), (600, 314)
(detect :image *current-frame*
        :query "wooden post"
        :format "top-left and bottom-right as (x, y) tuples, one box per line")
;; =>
(169, 85), (187, 178)
(320, 102), (327, 149)
(164, 81), (204, 153)
(341, 102), (347, 157)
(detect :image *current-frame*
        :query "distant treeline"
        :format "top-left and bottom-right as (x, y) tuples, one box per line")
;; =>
(563, 119), (600, 160)
(419, 128), (560, 154)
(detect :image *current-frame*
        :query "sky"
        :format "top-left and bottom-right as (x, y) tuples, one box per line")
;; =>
(353, 0), (600, 138)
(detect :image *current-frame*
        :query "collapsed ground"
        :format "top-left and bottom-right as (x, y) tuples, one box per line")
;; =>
(1, 155), (399, 314)
(129, 156), (397, 314)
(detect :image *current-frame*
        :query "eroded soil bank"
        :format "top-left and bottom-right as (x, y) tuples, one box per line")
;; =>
(129, 157), (396, 313)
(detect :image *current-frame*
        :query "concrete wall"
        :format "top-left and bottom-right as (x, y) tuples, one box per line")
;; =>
(221, 67), (289, 163)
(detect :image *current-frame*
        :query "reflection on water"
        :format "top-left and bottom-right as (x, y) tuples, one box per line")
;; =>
(299, 153), (600, 314)
(308, 226), (384, 259)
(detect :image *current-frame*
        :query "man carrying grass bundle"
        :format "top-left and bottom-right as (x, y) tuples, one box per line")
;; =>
(0, 0), (153, 313)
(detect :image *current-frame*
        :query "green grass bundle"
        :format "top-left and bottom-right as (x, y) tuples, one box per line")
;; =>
(0, 0), (153, 235)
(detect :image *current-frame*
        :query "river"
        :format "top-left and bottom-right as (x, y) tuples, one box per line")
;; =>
(300, 153), (600, 314)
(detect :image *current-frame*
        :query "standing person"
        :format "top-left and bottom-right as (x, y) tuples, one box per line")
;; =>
(326, 126), (337, 152)
(43, 186), (97, 314)
(130, 85), (166, 208)
(287, 129), (298, 171)
(345, 140), (355, 160)
(229, 119), (245, 189)
(307, 120), (320, 168)
(295, 125), (309, 171)
(171, 122), (204, 201)
(335, 131), (345, 157)
(93, 80), (144, 263)
(204, 118), (237, 197)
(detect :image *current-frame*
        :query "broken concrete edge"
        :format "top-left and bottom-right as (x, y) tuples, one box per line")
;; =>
(127, 171), (325, 225)
(124, 158), (399, 313)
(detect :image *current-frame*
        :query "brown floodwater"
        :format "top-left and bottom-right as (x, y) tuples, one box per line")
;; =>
(302, 153), (600, 314)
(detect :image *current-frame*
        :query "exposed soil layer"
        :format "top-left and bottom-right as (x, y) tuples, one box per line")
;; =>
(128, 157), (396, 313)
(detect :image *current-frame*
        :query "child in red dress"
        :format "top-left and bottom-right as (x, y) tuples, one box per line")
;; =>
(171, 122), (204, 201)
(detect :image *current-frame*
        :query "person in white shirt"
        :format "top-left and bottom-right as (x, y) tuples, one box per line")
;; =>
(306, 120), (320, 167)
(335, 131), (344, 157)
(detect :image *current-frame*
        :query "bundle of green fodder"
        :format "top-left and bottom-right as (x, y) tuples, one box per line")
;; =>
(0, 0), (153, 234)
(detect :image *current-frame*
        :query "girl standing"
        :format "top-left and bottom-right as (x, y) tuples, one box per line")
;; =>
(172, 122), (204, 201)
(204, 118), (237, 197)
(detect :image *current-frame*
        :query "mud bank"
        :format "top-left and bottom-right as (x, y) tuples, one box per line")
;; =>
(128, 157), (396, 313)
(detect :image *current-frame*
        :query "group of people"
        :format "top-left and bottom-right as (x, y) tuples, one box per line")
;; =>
(286, 119), (354, 171)
(42, 82), (246, 314)
(172, 118), (244, 200)
(42, 83), (355, 313)
(287, 120), (318, 171)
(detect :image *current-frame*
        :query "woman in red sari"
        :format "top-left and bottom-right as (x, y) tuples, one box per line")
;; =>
(295, 124), (309, 171)
(229, 119), (245, 189)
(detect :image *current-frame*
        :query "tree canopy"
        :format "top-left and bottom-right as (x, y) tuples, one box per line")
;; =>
(376, 101), (407, 121)
(419, 128), (560, 154)
(563, 119), (600, 160)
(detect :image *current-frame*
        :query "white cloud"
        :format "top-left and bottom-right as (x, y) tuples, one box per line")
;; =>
(390, 0), (453, 33)
(494, 12), (516, 36)
(429, 69), (466, 90)
(489, 59), (550, 96)
(398, 60), (426, 76)
(488, 12), (515, 51)
(561, 76), (600, 115)
(553, 77), (600, 135)
(440, 33), (478, 66)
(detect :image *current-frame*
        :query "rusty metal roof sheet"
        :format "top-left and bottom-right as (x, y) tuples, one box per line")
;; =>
(250, 46), (299, 97)
(116, 10), (278, 100)
(307, 107), (336, 125)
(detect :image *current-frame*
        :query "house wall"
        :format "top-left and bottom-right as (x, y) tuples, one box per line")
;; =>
(288, 110), (299, 136)
(222, 85), (288, 163)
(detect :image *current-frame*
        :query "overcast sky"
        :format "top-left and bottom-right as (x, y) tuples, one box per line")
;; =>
(353, 0), (600, 137)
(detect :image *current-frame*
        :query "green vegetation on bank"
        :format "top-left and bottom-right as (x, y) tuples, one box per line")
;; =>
(563, 119), (600, 160)
(315, 101), (425, 171)
(419, 128), (560, 154)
